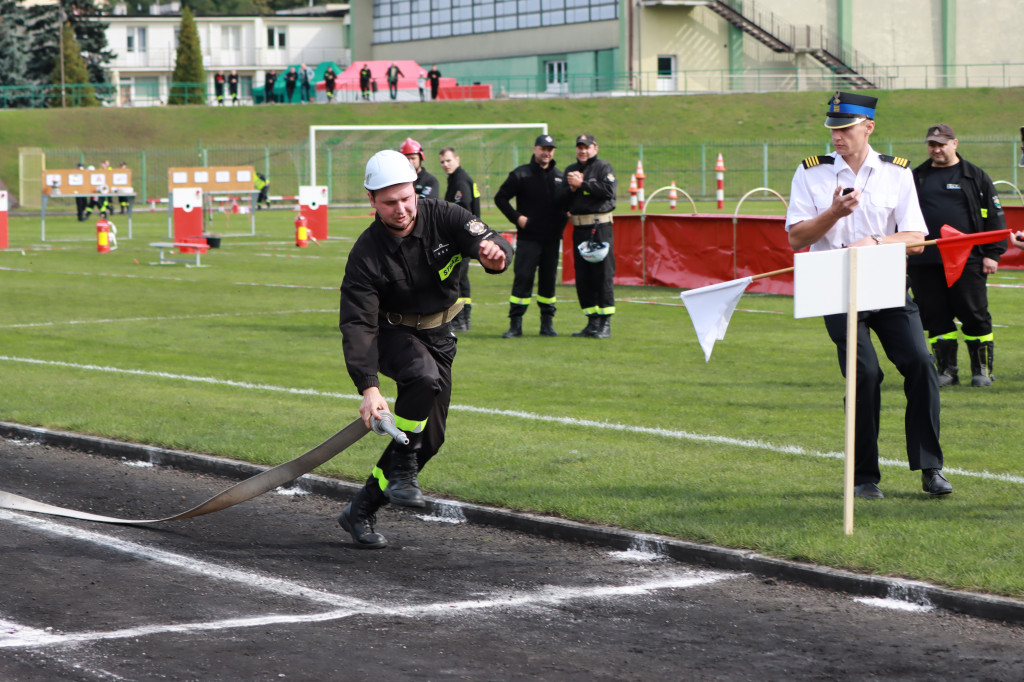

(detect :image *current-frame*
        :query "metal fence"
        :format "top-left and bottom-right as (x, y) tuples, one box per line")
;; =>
(7, 61), (1024, 109)
(41, 137), (1024, 210)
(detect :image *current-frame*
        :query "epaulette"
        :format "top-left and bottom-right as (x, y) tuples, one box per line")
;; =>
(879, 154), (909, 168)
(801, 155), (835, 169)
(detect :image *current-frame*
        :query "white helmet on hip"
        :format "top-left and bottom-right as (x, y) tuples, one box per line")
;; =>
(577, 239), (610, 263)
(364, 150), (417, 190)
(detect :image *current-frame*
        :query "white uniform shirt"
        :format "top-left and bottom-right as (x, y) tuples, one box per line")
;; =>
(786, 145), (926, 252)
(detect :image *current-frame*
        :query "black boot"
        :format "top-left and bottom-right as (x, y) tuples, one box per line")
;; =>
(502, 316), (523, 338)
(932, 338), (959, 387)
(384, 443), (426, 508)
(539, 314), (558, 337)
(461, 304), (472, 331)
(592, 315), (611, 338)
(571, 316), (599, 337)
(966, 339), (994, 387)
(338, 486), (387, 549)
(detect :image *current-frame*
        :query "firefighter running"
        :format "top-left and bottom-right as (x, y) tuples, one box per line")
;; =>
(337, 150), (513, 549)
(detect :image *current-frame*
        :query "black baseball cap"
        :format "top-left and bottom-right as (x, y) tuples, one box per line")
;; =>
(575, 134), (597, 147)
(534, 134), (556, 148)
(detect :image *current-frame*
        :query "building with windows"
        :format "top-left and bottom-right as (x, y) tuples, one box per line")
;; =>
(350, 0), (1024, 96)
(104, 7), (350, 106)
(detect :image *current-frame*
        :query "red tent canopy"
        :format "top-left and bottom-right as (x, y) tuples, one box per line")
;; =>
(333, 60), (456, 92)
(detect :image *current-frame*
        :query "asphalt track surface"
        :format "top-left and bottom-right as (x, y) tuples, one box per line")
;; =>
(2, 432), (1024, 681)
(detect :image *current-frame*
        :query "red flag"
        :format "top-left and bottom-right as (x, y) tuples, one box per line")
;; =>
(936, 225), (1011, 286)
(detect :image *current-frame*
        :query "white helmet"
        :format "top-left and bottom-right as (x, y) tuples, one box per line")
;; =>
(577, 239), (610, 263)
(364, 150), (417, 190)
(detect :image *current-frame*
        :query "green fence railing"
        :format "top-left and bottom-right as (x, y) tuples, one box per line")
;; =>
(38, 137), (1024, 210)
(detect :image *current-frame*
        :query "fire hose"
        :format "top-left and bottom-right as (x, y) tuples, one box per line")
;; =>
(0, 413), (407, 526)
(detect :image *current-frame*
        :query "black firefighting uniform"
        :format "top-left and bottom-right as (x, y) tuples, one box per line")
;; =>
(908, 154), (1007, 343)
(414, 167), (440, 200)
(444, 166), (481, 308)
(227, 73), (239, 104)
(339, 198), (512, 498)
(564, 155), (617, 318)
(214, 73), (225, 104)
(494, 157), (569, 319)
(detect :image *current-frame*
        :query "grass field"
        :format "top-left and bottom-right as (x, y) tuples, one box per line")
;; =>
(3, 206), (1024, 600)
(5, 87), (1024, 208)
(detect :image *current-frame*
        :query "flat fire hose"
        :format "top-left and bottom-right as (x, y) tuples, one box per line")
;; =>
(0, 418), (374, 526)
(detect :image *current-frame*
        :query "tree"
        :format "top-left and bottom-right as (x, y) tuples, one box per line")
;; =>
(0, 0), (30, 106)
(52, 21), (98, 107)
(168, 6), (206, 105)
(24, 0), (113, 89)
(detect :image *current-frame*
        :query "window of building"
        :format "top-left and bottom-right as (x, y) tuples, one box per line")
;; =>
(126, 26), (147, 53)
(372, 0), (616, 43)
(221, 26), (241, 52)
(267, 26), (287, 49)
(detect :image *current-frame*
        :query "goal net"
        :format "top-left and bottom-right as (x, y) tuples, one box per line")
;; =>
(308, 123), (549, 206)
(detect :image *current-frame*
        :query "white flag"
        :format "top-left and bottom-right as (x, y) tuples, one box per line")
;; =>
(680, 277), (752, 362)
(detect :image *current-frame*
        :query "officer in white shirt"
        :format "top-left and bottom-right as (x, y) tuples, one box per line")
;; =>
(786, 91), (952, 500)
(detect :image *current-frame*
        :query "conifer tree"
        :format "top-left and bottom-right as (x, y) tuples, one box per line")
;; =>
(168, 7), (206, 105)
(25, 0), (112, 90)
(52, 21), (98, 107)
(0, 1), (30, 106)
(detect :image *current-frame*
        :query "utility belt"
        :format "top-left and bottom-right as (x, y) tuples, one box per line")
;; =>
(571, 212), (614, 227)
(380, 301), (464, 330)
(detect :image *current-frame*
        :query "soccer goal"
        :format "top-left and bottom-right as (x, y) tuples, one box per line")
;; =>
(307, 123), (549, 205)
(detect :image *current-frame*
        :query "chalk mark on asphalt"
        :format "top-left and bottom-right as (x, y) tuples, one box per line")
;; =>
(0, 509), (737, 650)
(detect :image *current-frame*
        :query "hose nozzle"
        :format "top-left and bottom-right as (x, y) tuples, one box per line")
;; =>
(370, 412), (410, 445)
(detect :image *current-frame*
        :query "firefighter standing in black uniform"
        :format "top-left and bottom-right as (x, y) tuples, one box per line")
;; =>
(565, 134), (617, 338)
(494, 133), (569, 337)
(214, 71), (225, 105)
(227, 70), (239, 105)
(908, 123), (1007, 387)
(400, 137), (440, 199)
(337, 150), (512, 549)
(439, 146), (481, 332)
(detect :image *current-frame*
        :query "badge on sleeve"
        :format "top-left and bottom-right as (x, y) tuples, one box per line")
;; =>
(606, 173), (615, 183)
(466, 220), (487, 236)
(454, 190), (463, 203)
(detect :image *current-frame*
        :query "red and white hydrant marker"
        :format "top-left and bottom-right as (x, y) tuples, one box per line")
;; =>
(715, 153), (726, 209)
(668, 181), (678, 211)
(628, 173), (638, 211)
(635, 160), (646, 211)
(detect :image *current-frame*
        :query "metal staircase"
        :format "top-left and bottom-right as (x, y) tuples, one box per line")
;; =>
(654, 0), (877, 88)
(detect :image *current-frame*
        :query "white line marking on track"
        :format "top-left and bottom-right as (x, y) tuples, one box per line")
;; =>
(0, 509), (370, 610)
(3, 355), (1024, 486)
(0, 510), (738, 649)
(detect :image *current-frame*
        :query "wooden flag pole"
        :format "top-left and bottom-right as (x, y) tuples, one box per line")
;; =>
(843, 248), (859, 535)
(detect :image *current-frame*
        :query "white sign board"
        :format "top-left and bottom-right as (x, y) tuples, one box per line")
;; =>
(793, 243), (907, 319)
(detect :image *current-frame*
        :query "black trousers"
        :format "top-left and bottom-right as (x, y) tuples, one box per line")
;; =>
(907, 261), (992, 339)
(367, 326), (456, 493)
(508, 238), (560, 318)
(571, 222), (615, 316)
(823, 296), (943, 485)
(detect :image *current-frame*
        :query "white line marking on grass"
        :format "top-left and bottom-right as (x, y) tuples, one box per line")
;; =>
(0, 309), (335, 330)
(3, 355), (1024, 487)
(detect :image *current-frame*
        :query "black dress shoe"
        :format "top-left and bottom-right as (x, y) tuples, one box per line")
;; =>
(854, 482), (884, 499)
(922, 469), (953, 495)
